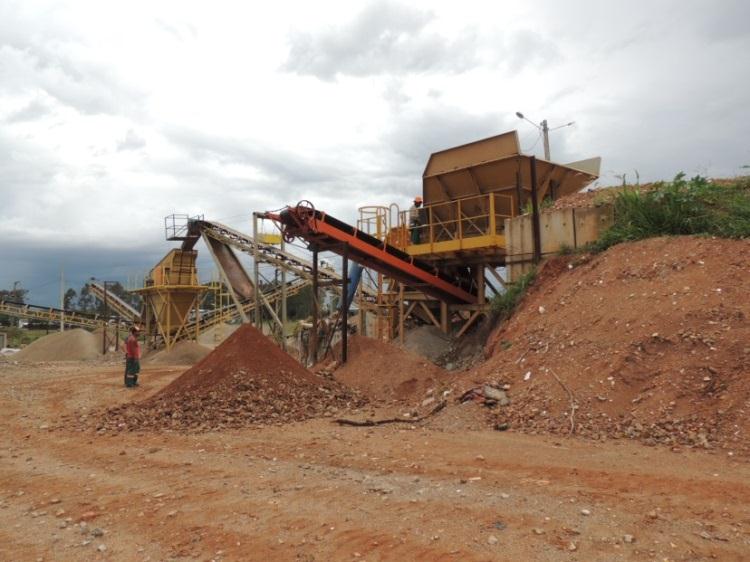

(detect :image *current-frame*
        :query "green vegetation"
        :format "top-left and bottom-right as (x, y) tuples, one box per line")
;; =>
(522, 197), (555, 215)
(2, 327), (50, 348)
(591, 174), (750, 252)
(490, 268), (536, 320)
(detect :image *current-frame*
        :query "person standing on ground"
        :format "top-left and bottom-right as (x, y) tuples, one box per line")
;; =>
(124, 326), (141, 388)
(409, 195), (424, 244)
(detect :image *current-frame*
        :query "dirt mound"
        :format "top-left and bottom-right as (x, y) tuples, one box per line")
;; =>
(144, 341), (212, 365)
(14, 329), (101, 362)
(469, 236), (750, 453)
(327, 336), (450, 402)
(98, 324), (365, 431)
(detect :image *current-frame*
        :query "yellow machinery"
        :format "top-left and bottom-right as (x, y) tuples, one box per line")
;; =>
(134, 249), (205, 351)
(358, 130), (600, 340)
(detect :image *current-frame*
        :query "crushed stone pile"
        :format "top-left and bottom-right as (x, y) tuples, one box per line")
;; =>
(323, 336), (450, 402)
(197, 323), (240, 348)
(144, 341), (212, 365)
(466, 236), (750, 453)
(402, 325), (450, 363)
(96, 324), (366, 432)
(14, 329), (101, 362)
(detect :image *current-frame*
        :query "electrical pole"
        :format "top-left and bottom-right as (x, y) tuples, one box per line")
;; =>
(60, 267), (65, 332)
(102, 282), (108, 355)
(541, 119), (550, 160)
(516, 112), (573, 161)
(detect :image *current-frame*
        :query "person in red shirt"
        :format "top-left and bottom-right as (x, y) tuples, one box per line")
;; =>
(124, 326), (142, 388)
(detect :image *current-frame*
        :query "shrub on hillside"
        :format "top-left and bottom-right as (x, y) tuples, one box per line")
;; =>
(592, 174), (750, 251)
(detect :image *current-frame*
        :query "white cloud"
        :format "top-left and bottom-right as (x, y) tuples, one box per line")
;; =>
(1, 0), (749, 305)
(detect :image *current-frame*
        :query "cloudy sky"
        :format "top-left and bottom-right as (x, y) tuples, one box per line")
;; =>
(1, 0), (748, 306)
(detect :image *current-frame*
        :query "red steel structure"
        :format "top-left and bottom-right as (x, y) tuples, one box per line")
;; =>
(263, 201), (476, 305)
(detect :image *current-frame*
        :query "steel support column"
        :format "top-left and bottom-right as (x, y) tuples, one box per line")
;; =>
(310, 246), (319, 365)
(530, 155), (542, 264)
(341, 244), (349, 364)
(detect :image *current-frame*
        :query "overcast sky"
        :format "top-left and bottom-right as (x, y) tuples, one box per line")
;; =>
(1, 0), (748, 306)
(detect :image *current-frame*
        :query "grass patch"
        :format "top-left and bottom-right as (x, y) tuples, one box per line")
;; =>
(491, 268), (536, 320)
(591, 174), (750, 252)
(1, 328), (51, 348)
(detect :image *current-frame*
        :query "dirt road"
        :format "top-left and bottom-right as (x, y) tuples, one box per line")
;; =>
(1, 362), (748, 561)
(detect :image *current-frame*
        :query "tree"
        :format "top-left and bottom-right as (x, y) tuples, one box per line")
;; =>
(0, 283), (28, 304)
(0, 283), (29, 326)
(286, 285), (313, 320)
(77, 284), (96, 313)
(63, 288), (77, 310)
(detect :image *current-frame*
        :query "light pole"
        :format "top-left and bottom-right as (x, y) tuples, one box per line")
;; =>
(515, 111), (574, 161)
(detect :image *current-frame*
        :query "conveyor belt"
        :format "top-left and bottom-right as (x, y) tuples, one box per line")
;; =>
(265, 203), (476, 304)
(88, 282), (141, 321)
(0, 300), (105, 329)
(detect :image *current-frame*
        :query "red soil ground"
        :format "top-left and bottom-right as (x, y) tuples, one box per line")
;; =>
(463, 236), (750, 453)
(327, 335), (450, 402)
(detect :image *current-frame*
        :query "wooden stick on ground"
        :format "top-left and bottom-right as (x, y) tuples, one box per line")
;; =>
(335, 401), (446, 427)
(549, 369), (576, 435)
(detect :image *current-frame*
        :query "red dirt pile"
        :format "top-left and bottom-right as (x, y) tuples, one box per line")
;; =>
(97, 325), (366, 431)
(323, 335), (450, 402)
(467, 236), (750, 453)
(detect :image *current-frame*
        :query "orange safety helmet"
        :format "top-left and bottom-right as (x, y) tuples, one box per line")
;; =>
(414, 195), (423, 203)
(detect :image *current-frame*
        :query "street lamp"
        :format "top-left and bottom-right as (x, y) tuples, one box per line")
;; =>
(515, 111), (575, 161)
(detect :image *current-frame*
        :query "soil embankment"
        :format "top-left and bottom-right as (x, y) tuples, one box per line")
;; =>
(464, 236), (750, 453)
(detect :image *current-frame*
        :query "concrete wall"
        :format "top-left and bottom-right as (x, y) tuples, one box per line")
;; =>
(504, 204), (614, 282)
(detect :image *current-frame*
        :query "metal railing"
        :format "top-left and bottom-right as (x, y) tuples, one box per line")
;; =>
(396, 193), (514, 248)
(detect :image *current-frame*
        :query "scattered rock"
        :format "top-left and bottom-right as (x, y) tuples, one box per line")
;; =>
(623, 534), (635, 544)
(487, 535), (499, 545)
(483, 386), (510, 406)
(580, 509), (591, 516)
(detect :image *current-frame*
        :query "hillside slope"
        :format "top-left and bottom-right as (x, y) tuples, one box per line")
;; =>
(471, 236), (749, 453)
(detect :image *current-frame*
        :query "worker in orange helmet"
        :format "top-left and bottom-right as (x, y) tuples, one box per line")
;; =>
(124, 325), (142, 388)
(409, 195), (424, 244)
